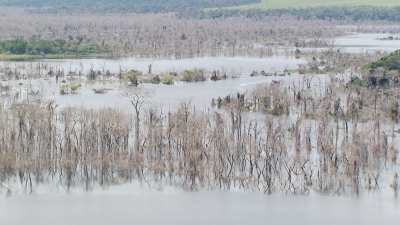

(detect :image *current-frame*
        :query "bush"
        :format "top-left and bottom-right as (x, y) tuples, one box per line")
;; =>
(151, 75), (161, 84)
(60, 84), (68, 95)
(181, 69), (206, 82)
(350, 76), (368, 87)
(70, 83), (82, 92)
(368, 50), (400, 71)
(162, 74), (174, 85)
(123, 69), (143, 86)
(59, 82), (82, 95)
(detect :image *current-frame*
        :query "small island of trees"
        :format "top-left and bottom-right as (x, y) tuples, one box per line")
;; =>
(0, 38), (106, 60)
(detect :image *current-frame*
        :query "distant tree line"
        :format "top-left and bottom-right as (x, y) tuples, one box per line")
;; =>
(0, 0), (259, 13)
(3, 0), (400, 22)
(0, 12), (337, 58)
(199, 6), (400, 22)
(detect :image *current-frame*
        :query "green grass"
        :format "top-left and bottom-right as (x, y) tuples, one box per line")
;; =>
(232, 0), (400, 10)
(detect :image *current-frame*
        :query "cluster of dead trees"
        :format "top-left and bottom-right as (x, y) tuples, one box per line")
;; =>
(0, 78), (398, 196)
(0, 9), (339, 58)
(0, 63), (230, 89)
(214, 75), (400, 122)
(295, 49), (384, 75)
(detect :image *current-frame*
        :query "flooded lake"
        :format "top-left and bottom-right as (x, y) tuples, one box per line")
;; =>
(24, 73), (325, 111)
(1, 56), (307, 110)
(0, 33), (399, 225)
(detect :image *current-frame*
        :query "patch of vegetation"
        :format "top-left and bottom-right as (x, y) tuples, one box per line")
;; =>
(350, 74), (395, 90)
(0, 0), (259, 13)
(181, 69), (206, 82)
(60, 82), (82, 95)
(0, 54), (40, 61)
(59, 85), (68, 95)
(162, 74), (175, 85)
(368, 50), (400, 71)
(122, 70), (143, 86)
(350, 76), (368, 87)
(0, 38), (105, 60)
(70, 83), (82, 91)
(151, 75), (161, 84)
(357, 50), (400, 88)
(202, 6), (400, 22)
(238, 0), (400, 10)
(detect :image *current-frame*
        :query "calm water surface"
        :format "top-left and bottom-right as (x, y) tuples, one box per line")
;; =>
(0, 183), (398, 225)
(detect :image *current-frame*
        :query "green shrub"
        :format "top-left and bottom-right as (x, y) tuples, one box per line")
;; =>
(123, 69), (143, 86)
(162, 74), (174, 85)
(60, 84), (68, 95)
(151, 75), (161, 84)
(181, 69), (206, 82)
(70, 83), (82, 92)
(59, 82), (82, 95)
(350, 76), (368, 87)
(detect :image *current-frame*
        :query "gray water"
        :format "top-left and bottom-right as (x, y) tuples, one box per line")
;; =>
(334, 33), (400, 53)
(5, 71), (330, 111)
(2, 56), (307, 110)
(0, 56), (303, 75)
(295, 33), (400, 54)
(1, 183), (399, 225)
